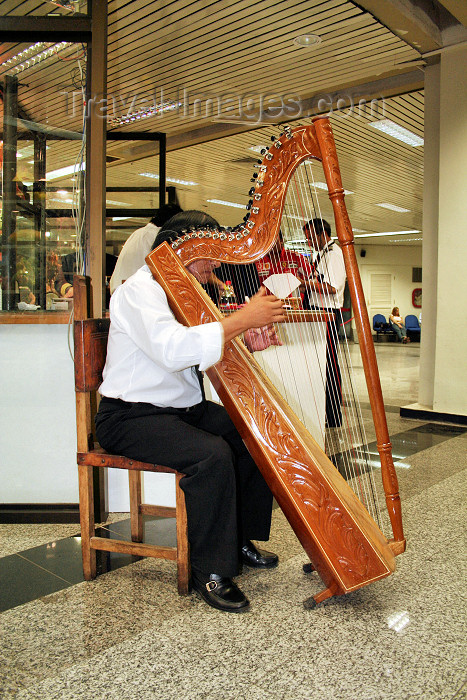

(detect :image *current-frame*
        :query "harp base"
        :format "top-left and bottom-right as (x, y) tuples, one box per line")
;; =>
(389, 538), (407, 556)
(303, 582), (340, 609)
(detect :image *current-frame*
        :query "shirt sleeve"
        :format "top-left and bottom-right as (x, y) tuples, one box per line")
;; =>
(321, 249), (346, 290)
(111, 269), (223, 372)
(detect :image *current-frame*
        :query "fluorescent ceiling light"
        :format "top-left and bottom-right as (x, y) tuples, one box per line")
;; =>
(106, 199), (130, 206)
(2, 42), (70, 75)
(112, 217), (133, 221)
(139, 172), (198, 186)
(282, 213), (306, 222)
(313, 180), (354, 195)
(375, 202), (410, 213)
(369, 119), (423, 147)
(207, 199), (245, 209)
(46, 163), (84, 181)
(389, 237), (422, 242)
(107, 100), (182, 127)
(354, 230), (421, 238)
(48, 197), (73, 204)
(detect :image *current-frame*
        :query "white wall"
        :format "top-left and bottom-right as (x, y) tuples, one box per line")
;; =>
(354, 244), (422, 323)
(0, 325), (78, 503)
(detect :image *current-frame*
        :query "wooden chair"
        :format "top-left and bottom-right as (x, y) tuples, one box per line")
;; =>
(73, 275), (190, 594)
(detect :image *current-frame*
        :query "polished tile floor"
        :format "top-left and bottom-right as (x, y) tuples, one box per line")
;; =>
(1, 343), (466, 699)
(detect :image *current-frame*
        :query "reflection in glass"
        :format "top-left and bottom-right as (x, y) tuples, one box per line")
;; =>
(0, 1), (88, 17)
(0, 41), (87, 312)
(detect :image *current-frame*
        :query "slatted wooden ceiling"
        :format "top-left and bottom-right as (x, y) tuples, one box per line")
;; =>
(0, 0), (426, 245)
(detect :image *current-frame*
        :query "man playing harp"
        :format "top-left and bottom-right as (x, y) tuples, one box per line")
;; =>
(95, 210), (285, 613)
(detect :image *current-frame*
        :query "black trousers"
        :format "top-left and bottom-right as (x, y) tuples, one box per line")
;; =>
(95, 397), (273, 577)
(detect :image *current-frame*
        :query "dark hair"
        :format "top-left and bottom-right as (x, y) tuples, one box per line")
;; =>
(152, 210), (220, 249)
(303, 218), (331, 237)
(150, 203), (182, 227)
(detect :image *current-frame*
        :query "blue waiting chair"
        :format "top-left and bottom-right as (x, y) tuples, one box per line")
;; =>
(373, 314), (396, 342)
(405, 314), (421, 341)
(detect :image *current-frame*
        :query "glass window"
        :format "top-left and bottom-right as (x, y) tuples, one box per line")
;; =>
(1, 1), (87, 17)
(0, 41), (86, 314)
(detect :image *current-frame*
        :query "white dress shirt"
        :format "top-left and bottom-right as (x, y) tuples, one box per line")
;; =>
(109, 222), (160, 294)
(100, 265), (223, 407)
(307, 241), (346, 309)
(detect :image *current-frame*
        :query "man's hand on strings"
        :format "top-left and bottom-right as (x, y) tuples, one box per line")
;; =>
(240, 287), (285, 328)
(220, 287), (285, 345)
(244, 325), (282, 353)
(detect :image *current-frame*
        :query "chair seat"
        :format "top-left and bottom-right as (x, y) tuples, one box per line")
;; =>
(78, 444), (181, 475)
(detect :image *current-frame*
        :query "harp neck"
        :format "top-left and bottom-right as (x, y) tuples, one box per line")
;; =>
(168, 124), (323, 267)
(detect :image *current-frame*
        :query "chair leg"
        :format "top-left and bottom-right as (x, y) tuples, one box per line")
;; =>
(78, 464), (97, 579)
(175, 473), (190, 595)
(129, 470), (143, 542)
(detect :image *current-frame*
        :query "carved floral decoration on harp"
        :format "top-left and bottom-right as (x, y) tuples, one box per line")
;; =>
(220, 343), (372, 582)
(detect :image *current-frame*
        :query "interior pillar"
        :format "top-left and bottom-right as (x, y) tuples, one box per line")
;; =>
(417, 47), (467, 418)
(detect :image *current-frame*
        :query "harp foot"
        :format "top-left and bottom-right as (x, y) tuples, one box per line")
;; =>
(302, 562), (315, 573)
(303, 582), (339, 609)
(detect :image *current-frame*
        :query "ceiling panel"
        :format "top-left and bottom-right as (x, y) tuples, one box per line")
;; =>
(0, 0), (426, 247)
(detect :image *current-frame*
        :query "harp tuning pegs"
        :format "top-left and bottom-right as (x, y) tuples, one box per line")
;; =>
(270, 135), (276, 141)
(248, 187), (255, 196)
(246, 199), (253, 210)
(251, 173), (258, 181)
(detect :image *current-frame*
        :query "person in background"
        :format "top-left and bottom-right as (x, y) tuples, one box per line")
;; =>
(109, 203), (182, 294)
(53, 252), (117, 307)
(303, 217), (346, 428)
(389, 307), (410, 344)
(96, 210), (284, 613)
(255, 229), (313, 303)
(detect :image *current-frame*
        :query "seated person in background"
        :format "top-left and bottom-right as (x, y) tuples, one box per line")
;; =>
(109, 203), (182, 294)
(95, 210), (285, 613)
(389, 307), (410, 344)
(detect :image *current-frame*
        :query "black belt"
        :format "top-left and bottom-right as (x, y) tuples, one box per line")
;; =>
(99, 396), (202, 412)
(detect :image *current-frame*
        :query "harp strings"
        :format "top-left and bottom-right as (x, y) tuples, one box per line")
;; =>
(266, 160), (383, 527)
(203, 158), (384, 527)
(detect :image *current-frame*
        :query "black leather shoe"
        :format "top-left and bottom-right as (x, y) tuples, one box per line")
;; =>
(241, 541), (279, 568)
(191, 572), (250, 612)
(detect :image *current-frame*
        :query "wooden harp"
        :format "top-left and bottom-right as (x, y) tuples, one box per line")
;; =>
(146, 117), (406, 606)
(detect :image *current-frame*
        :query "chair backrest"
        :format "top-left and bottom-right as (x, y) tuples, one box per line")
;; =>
(405, 314), (419, 329)
(373, 314), (387, 330)
(73, 274), (111, 461)
(73, 274), (110, 393)
(74, 317), (110, 392)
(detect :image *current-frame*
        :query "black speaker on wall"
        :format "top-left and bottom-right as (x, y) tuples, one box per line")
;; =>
(360, 249), (366, 258)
